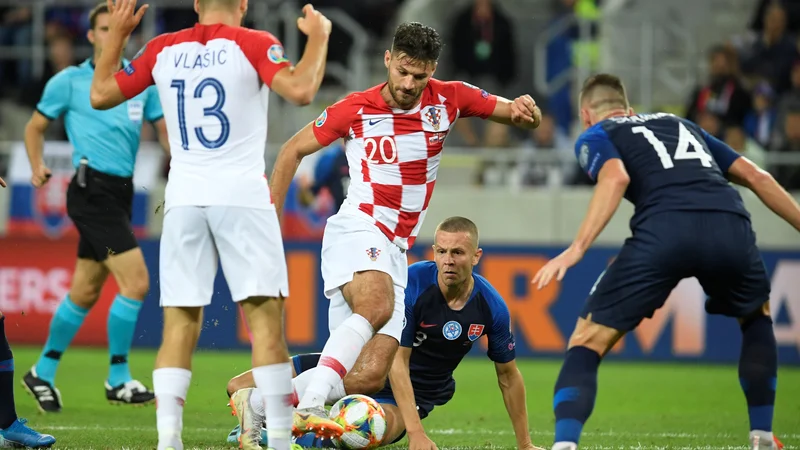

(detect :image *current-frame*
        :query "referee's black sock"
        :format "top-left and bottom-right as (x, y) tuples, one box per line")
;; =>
(0, 317), (18, 430)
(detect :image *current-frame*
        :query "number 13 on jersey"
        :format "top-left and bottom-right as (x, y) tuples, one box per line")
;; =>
(171, 78), (230, 151)
(632, 122), (713, 169)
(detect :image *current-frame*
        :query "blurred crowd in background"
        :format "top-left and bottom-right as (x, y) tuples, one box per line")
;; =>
(1, 0), (799, 190)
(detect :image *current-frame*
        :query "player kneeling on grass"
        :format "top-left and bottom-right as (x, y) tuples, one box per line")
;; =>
(226, 217), (543, 449)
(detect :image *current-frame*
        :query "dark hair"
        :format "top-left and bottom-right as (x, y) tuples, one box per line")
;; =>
(391, 22), (442, 63)
(89, 2), (108, 30)
(436, 216), (479, 246)
(579, 73), (629, 109)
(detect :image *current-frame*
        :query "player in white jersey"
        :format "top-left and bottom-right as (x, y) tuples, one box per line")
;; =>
(267, 21), (543, 439)
(88, 1), (337, 449)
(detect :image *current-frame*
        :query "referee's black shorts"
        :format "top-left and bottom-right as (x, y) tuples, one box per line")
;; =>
(66, 167), (139, 262)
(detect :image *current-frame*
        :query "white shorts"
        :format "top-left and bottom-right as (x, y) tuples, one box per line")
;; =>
(159, 206), (289, 307)
(321, 213), (408, 342)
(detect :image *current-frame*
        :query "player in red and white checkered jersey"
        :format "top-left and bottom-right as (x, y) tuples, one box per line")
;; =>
(88, 0), (340, 449)
(269, 22), (543, 433)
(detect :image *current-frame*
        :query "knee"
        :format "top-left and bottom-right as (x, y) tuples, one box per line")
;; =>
(120, 271), (150, 301)
(567, 318), (623, 357)
(227, 373), (254, 397)
(69, 284), (103, 309)
(352, 293), (393, 331)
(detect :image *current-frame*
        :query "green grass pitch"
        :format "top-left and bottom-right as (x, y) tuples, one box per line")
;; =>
(7, 346), (800, 449)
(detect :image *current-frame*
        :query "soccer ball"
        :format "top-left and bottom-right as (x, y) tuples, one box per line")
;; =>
(328, 394), (387, 449)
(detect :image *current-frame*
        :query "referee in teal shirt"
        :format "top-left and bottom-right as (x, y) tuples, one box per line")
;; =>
(22, 3), (168, 413)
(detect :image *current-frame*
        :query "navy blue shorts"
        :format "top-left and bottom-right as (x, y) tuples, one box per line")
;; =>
(372, 389), (434, 445)
(582, 212), (771, 332)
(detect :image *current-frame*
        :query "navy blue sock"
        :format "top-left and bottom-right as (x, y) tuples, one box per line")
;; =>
(0, 317), (18, 429)
(553, 346), (601, 445)
(35, 295), (88, 384)
(739, 315), (777, 432)
(292, 353), (322, 376)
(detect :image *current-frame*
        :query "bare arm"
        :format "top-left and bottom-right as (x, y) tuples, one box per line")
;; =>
(24, 111), (53, 187)
(271, 33), (329, 106)
(494, 361), (534, 449)
(153, 118), (170, 156)
(728, 157), (800, 232)
(90, 29), (127, 110)
(532, 158), (629, 289)
(570, 159), (629, 254)
(488, 96), (542, 130)
(269, 123), (326, 219)
(387, 347), (434, 446)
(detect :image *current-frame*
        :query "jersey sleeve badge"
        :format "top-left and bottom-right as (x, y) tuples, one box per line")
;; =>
(579, 143), (590, 169)
(267, 44), (289, 64)
(315, 109), (328, 127)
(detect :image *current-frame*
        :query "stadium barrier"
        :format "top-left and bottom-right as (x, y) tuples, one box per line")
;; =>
(1, 238), (798, 365)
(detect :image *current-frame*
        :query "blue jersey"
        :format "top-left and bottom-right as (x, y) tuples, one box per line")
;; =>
(397, 261), (516, 407)
(36, 59), (163, 177)
(575, 112), (749, 229)
(311, 144), (349, 211)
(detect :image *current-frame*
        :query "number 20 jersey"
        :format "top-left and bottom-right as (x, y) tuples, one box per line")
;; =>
(575, 112), (750, 230)
(115, 24), (292, 212)
(312, 80), (498, 250)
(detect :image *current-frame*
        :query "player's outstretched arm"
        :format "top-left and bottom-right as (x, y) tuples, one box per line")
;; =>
(533, 159), (629, 289)
(728, 157), (800, 232)
(270, 5), (331, 106)
(90, 0), (149, 110)
(387, 347), (437, 450)
(488, 95), (542, 130)
(270, 122), (327, 219)
(494, 361), (537, 450)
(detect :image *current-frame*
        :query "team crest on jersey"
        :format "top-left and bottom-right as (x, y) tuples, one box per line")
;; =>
(123, 64), (135, 76)
(315, 110), (327, 127)
(267, 44), (289, 64)
(480, 89), (489, 99)
(443, 321), (462, 340)
(579, 143), (589, 169)
(467, 324), (484, 341)
(424, 106), (442, 131)
(366, 247), (381, 261)
(32, 174), (72, 239)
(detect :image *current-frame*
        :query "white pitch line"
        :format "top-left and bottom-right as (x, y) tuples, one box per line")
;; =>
(39, 425), (798, 448)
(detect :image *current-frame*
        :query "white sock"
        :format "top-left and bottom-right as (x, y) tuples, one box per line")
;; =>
(153, 368), (191, 449)
(552, 441), (577, 450)
(297, 314), (373, 409)
(253, 363), (293, 450)
(249, 388), (266, 417)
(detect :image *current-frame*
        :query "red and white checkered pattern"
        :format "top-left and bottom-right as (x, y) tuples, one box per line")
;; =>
(313, 79), (498, 249)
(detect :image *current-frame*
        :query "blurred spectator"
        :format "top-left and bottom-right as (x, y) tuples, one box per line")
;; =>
(724, 126), (767, 168)
(739, 2), (798, 94)
(0, 7), (33, 89)
(685, 45), (751, 127)
(518, 114), (574, 186)
(743, 81), (778, 148)
(19, 33), (77, 109)
(750, 0), (800, 35)
(450, 0), (516, 148)
(774, 109), (800, 189)
(697, 111), (724, 139)
(773, 60), (800, 148)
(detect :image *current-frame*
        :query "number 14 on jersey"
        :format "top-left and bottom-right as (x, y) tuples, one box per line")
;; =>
(632, 122), (713, 169)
